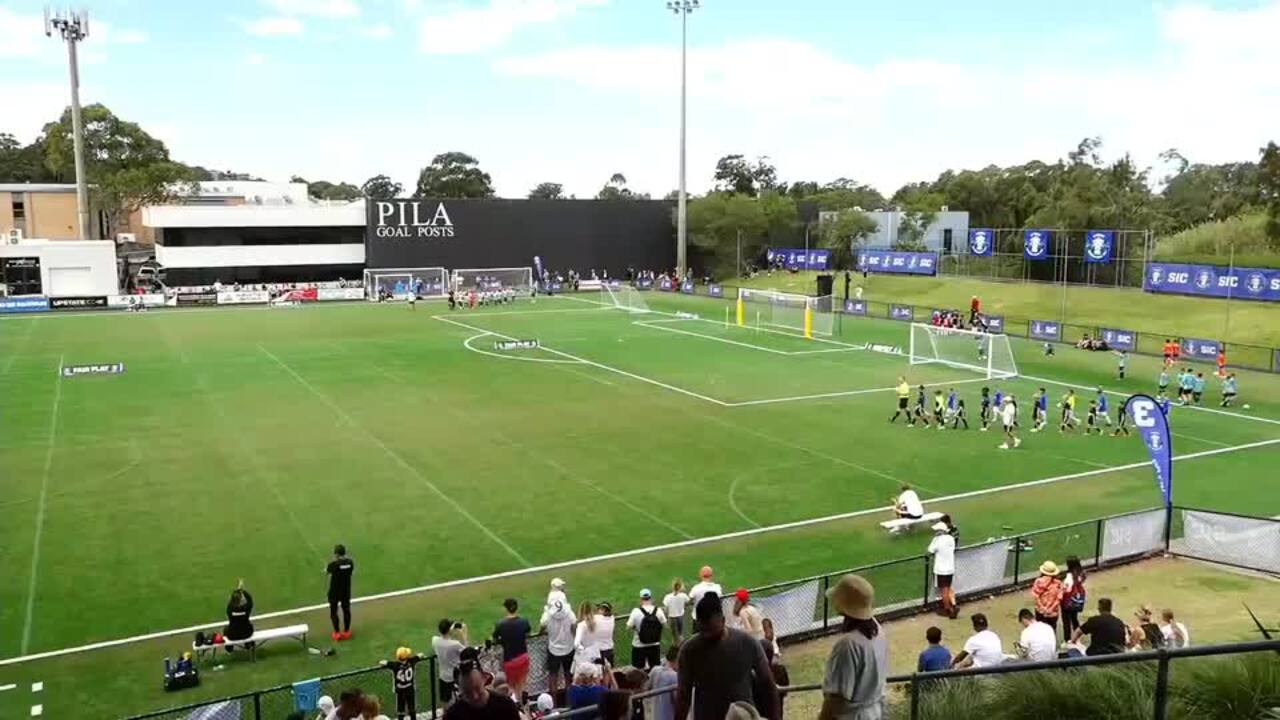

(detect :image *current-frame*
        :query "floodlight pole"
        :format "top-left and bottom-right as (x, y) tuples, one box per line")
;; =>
(668, 0), (699, 279)
(46, 8), (92, 241)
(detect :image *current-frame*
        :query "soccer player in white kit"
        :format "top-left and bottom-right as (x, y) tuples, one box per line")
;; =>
(999, 396), (1021, 449)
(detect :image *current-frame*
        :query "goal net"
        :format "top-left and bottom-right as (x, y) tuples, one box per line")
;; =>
(451, 267), (534, 295)
(363, 267), (447, 301)
(602, 284), (651, 313)
(909, 323), (1018, 379)
(736, 289), (835, 338)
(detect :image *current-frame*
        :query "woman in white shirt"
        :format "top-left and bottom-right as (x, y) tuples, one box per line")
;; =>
(662, 579), (691, 642)
(574, 601), (616, 668)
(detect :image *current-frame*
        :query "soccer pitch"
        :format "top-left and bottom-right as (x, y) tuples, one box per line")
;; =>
(2, 291), (1280, 713)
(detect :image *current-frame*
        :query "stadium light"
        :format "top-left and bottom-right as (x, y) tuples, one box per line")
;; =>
(45, 7), (92, 241)
(667, 0), (699, 279)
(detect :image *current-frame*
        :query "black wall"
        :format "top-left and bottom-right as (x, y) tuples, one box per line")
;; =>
(159, 227), (363, 246)
(365, 199), (675, 274)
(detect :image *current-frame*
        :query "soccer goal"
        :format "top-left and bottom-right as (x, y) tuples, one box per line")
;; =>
(909, 323), (1018, 379)
(451, 267), (534, 295)
(602, 283), (651, 313)
(363, 267), (448, 301)
(736, 289), (835, 338)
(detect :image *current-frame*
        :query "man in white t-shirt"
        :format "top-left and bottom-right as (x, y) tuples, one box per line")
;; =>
(927, 522), (958, 619)
(688, 566), (722, 630)
(1016, 608), (1058, 662)
(1159, 609), (1190, 648)
(952, 613), (1004, 669)
(999, 396), (1022, 449)
(626, 589), (667, 671)
(895, 484), (924, 519)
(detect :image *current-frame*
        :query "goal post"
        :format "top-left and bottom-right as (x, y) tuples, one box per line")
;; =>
(908, 323), (1018, 379)
(451, 267), (534, 295)
(363, 267), (448, 300)
(601, 283), (651, 313)
(736, 289), (835, 338)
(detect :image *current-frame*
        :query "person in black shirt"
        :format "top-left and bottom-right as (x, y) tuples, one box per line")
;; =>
(445, 647), (521, 720)
(224, 580), (254, 642)
(1071, 597), (1129, 656)
(380, 647), (427, 720)
(493, 598), (532, 702)
(327, 544), (355, 641)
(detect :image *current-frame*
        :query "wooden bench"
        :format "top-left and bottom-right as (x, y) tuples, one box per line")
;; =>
(193, 624), (309, 664)
(880, 511), (944, 535)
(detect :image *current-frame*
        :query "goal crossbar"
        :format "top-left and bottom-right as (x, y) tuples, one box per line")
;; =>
(908, 322), (1018, 379)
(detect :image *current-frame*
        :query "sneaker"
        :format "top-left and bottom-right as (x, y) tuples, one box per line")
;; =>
(1030, 428), (1040, 433)
(340, 631), (352, 641)
(331, 631), (341, 642)
(1014, 437), (1022, 448)
(980, 427), (988, 432)
(998, 444), (1009, 450)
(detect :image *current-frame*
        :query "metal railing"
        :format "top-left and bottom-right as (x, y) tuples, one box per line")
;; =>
(123, 507), (1279, 719)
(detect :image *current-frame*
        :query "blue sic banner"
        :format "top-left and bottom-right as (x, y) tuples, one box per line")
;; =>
(857, 251), (938, 276)
(889, 304), (914, 321)
(1180, 337), (1221, 361)
(844, 299), (867, 315)
(767, 248), (831, 270)
(1030, 320), (1062, 341)
(680, 280), (695, 294)
(968, 229), (995, 257)
(1024, 230), (1051, 260)
(0, 296), (49, 313)
(1144, 262), (1280, 302)
(981, 314), (1005, 334)
(658, 277), (674, 291)
(1100, 328), (1137, 352)
(708, 284), (723, 298)
(1084, 230), (1114, 263)
(1125, 393), (1173, 506)
(637, 278), (654, 290)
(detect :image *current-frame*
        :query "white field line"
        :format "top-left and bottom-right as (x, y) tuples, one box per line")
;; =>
(6, 436), (1277, 668)
(1021, 373), (1280, 428)
(727, 475), (761, 528)
(20, 354), (64, 654)
(461, 333), (582, 364)
(726, 376), (991, 408)
(433, 315), (730, 406)
(257, 344), (532, 567)
(0, 683), (13, 692)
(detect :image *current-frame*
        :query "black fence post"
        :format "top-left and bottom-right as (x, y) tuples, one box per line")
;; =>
(1012, 535), (1022, 585)
(822, 574), (831, 631)
(252, 692), (262, 720)
(1163, 504), (1174, 553)
(1094, 518), (1104, 569)
(909, 673), (921, 720)
(921, 556), (932, 609)
(1153, 651), (1171, 720)
(429, 656), (438, 719)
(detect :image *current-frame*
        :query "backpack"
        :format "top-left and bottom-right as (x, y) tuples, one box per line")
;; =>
(637, 607), (663, 645)
(1064, 576), (1087, 612)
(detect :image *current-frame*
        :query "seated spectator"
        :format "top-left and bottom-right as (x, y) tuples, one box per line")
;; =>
(917, 626), (951, 672)
(568, 663), (610, 714)
(894, 484), (924, 520)
(598, 690), (632, 720)
(444, 647), (521, 720)
(1128, 605), (1165, 651)
(328, 689), (364, 720)
(224, 580), (254, 642)
(1071, 598), (1128, 656)
(316, 696), (335, 720)
(1159, 609), (1191, 648)
(1015, 609), (1058, 662)
(762, 618), (782, 660)
(952, 613), (1003, 669)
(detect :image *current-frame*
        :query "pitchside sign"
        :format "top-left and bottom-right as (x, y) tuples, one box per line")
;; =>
(1030, 320), (1061, 341)
(1145, 262), (1280, 302)
(1100, 328), (1137, 352)
(1180, 337), (1221, 361)
(889, 304), (913, 321)
(844, 299), (867, 315)
(857, 251), (937, 276)
(365, 198), (675, 275)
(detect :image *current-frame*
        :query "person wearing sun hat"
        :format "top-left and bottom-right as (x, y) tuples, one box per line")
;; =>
(1030, 560), (1064, 630)
(819, 575), (887, 720)
(926, 522), (958, 619)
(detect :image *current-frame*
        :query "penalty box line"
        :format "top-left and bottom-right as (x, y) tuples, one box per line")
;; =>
(5, 436), (1277, 668)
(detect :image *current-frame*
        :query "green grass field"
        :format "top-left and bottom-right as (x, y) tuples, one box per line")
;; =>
(2, 290), (1280, 718)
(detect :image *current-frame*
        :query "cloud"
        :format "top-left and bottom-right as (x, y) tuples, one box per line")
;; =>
(0, 6), (50, 59)
(418, 0), (606, 55)
(111, 29), (149, 45)
(242, 16), (305, 37)
(361, 23), (393, 39)
(267, 0), (361, 18)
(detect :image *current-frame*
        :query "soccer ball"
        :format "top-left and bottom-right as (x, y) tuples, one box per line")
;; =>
(1243, 404), (1251, 410)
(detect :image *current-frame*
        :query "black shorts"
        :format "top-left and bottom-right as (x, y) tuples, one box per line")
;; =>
(438, 679), (456, 703)
(1193, 392), (1202, 402)
(1159, 384), (1169, 392)
(547, 651), (574, 677)
(898, 397), (909, 410)
(935, 574), (953, 588)
(1224, 392), (1237, 399)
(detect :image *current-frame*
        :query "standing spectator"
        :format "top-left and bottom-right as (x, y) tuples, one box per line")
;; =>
(648, 643), (680, 720)
(432, 620), (467, 707)
(493, 599), (532, 702)
(597, 602), (618, 666)
(1071, 598), (1128, 656)
(1060, 556), (1087, 643)
(817, 574), (887, 720)
(575, 601), (614, 668)
(734, 589), (766, 639)
(689, 566), (724, 630)
(540, 600), (577, 695)
(927, 523), (958, 619)
(327, 544), (355, 642)
(444, 647), (521, 720)
(762, 618), (781, 660)
(1015, 609), (1057, 662)
(663, 579), (691, 642)
(378, 647), (426, 720)
(1159, 609), (1191, 648)
(627, 589), (667, 670)
(952, 614), (1003, 669)
(676, 593), (780, 720)
(224, 580), (254, 642)
(916, 627), (951, 672)
(1030, 561), (1063, 631)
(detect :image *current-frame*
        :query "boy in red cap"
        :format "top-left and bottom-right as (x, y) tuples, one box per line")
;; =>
(733, 589), (764, 639)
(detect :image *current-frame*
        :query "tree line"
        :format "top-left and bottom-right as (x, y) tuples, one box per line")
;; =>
(1, 105), (1276, 260)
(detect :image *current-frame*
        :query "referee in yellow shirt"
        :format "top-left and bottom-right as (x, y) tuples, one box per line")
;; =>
(889, 376), (911, 424)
